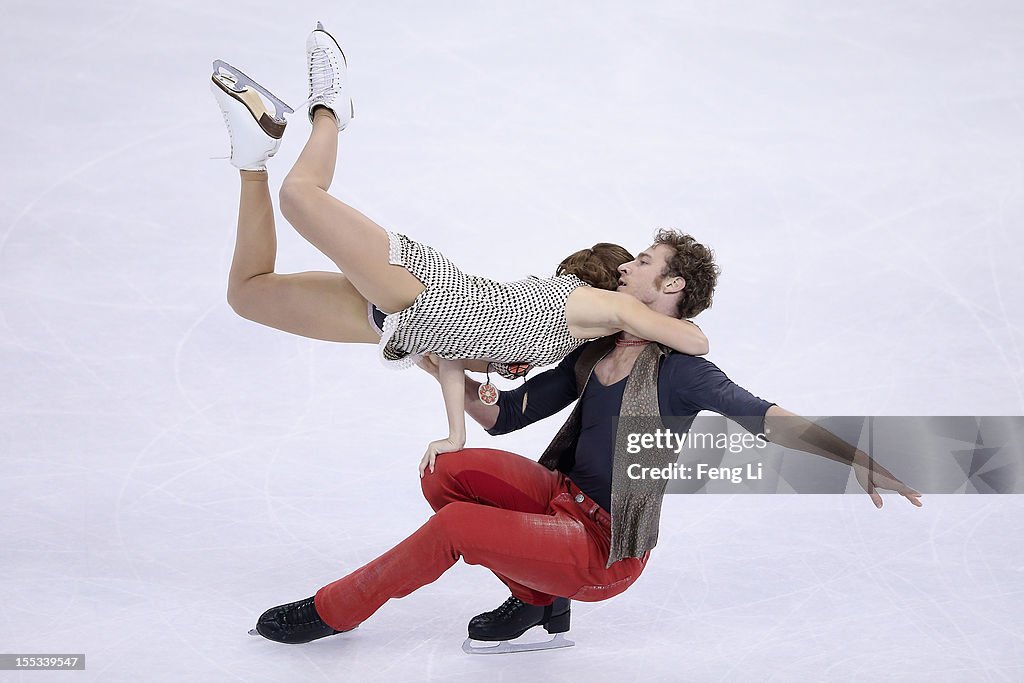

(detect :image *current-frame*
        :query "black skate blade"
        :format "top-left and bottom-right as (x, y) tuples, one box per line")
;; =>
(248, 625), (356, 638)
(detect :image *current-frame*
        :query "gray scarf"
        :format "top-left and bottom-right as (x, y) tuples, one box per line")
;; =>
(539, 338), (676, 567)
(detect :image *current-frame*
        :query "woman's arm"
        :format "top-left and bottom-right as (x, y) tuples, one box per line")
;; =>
(419, 359), (469, 476)
(417, 353), (499, 430)
(613, 294), (709, 355)
(417, 349), (583, 435)
(566, 288), (708, 355)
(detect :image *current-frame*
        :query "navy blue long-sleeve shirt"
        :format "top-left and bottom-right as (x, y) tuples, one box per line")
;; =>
(488, 343), (774, 511)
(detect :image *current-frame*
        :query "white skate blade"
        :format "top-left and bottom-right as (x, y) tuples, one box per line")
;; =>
(462, 632), (574, 655)
(212, 60), (294, 123)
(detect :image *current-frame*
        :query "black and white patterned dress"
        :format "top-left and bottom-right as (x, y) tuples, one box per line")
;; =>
(375, 232), (594, 371)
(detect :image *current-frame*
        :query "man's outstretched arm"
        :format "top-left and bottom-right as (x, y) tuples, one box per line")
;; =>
(667, 357), (922, 508)
(763, 405), (923, 508)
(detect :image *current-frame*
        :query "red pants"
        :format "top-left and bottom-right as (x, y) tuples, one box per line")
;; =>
(315, 448), (647, 632)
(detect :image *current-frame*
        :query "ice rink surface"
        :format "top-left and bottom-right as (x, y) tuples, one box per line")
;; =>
(2, 1), (1023, 680)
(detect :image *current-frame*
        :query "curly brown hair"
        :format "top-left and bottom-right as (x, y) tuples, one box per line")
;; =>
(556, 243), (634, 291)
(653, 229), (720, 318)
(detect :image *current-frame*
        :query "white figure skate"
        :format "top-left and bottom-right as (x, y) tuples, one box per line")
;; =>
(210, 60), (293, 170)
(306, 21), (354, 131)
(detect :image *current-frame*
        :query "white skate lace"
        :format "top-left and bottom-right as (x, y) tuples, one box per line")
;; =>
(308, 48), (337, 103)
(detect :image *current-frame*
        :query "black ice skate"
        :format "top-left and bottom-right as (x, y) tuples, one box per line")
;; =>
(249, 596), (343, 644)
(462, 596), (574, 654)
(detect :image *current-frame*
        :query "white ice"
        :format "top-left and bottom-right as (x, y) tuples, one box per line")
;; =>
(2, 1), (1023, 681)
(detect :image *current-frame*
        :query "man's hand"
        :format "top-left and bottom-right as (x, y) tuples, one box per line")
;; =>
(419, 436), (465, 477)
(764, 406), (923, 509)
(853, 453), (923, 508)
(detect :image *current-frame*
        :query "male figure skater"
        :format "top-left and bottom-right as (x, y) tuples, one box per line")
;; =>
(252, 229), (921, 650)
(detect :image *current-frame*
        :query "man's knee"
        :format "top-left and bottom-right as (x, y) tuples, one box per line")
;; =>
(423, 501), (477, 541)
(419, 449), (494, 509)
(419, 451), (462, 509)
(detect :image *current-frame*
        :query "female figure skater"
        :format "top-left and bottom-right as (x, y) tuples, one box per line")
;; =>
(210, 23), (709, 464)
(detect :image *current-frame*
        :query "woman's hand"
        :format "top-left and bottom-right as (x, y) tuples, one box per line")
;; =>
(419, 435), (466, 477)
(419, 358), (468, 476)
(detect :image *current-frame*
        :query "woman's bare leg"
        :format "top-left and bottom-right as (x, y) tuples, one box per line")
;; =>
(226, 169), (379, 343)
(279, 108), (425, 314)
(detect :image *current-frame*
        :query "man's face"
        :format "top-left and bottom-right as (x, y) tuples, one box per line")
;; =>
(616, 243), (679, 303)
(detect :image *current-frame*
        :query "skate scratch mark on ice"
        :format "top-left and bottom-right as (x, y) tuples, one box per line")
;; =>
(779, 172), (1024, 411)
(715, 509), (831, 680)
(717, 587), (821, 682)
(260, 444), (340, 564)
(110, 377), (303, 575)
(952, 503), (1017, 669)
(834, 177), (1005, 249)
(45, 6), (142, 64)
(20, 311), (120, 395)
(376, 615), (448, 676)
(0, 119), (204, 265)
(134, 437), (298, 505)
(946, 506), (1007, 674)
(694, 507), (944, 621)
(781, 171), (1017, 325)
(940, 503), (1015, 673)
(958, 503), (1024, 644)
(399, 24), (489, 77)
(0, 281), (193, 313)
(892, 211), (1023, 336)
(109, 420), (246, 683)
(890, 215), (1024, 410)
(986, 220), (1024, 410)
(290, 647), (331, 682)
(172, 300), (224, 418)
(110, 431), (336, 669)
(849, 499), (1001, 675)
(170, 299), (312, 438)
(766, 182), (807, 387)
(665, 497), (739, 617)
